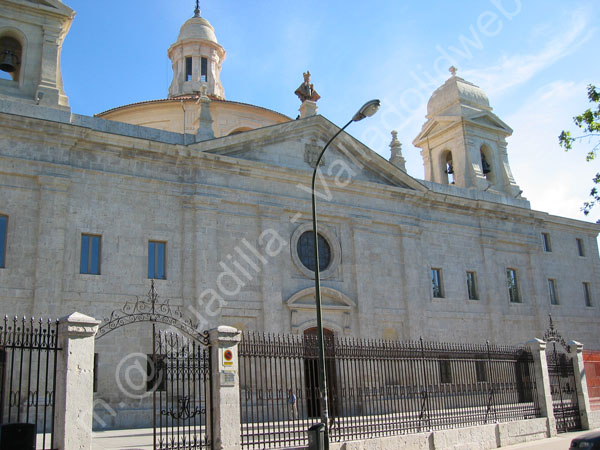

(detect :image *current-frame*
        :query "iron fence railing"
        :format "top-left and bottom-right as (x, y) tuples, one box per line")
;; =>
(239, 332), (540, 449)
(0, 316), (60, 450)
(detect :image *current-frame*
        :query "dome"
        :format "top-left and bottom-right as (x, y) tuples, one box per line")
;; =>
(177, 16), (219, 44)
(427, 75), (491, 117)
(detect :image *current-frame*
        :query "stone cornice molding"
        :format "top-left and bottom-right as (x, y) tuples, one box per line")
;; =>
(36, 174), (71, 192)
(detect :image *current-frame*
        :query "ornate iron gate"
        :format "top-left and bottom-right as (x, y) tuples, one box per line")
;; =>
(0, 316), (60, 450)
(152, 325), (212, 450)
(96, 281), (213, 449)
(544, 315), (581, 433)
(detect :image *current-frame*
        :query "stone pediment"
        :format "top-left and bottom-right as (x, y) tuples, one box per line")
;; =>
(286, 286), (356, 312)
(19, 0), (74, 16)
(26, 0), (54, 7)
(467, 112), (512, 134)
(199, 115), (426, 192)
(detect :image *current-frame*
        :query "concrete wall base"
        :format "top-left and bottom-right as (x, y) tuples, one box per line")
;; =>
(589, 410), (600, 429)
(324, 418), (549, 450)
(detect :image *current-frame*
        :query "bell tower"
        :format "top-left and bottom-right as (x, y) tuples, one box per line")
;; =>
(168, 2), (226, 99)
(413, 68), (522, 198)
(0, 0), (74, 110)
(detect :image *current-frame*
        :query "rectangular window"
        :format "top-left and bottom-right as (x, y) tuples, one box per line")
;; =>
(576, 238), (585, 257)
(475, 360), (488, 382)
(548, 279), (559, 305)
(147, 354), (166, 392)
(506, 268), (520, 303)
(0, 215), (7, 268)
(431, 268), (443, 298)
(542, 232), (552, 252)
(201, 57), (208, 82)
(80, 234), (101, 275)
(148, 241), (166, 279)
(93, 353), (98, 393)
(439, 359), (452, 384)
(466, 271), (478, 300)
(583, 282), (593, 307)
(185, 57), (192, 81)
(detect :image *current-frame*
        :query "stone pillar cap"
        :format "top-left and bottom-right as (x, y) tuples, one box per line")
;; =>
(209, 325), (242, 343)
(526, 338), (546, 349)
(58, 312), (100, 325)
(568, 340), (584, 351)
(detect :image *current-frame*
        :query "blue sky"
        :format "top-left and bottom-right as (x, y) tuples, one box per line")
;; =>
(62, 0), (599, 223)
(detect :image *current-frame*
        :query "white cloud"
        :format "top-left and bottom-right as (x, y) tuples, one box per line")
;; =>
(465, 10), (594, 96)
(506, 80), (599, 222)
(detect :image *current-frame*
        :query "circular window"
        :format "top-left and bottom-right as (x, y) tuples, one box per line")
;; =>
(296, 231), (331, 271)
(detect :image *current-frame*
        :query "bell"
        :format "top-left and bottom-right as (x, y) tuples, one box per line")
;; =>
(482, 159), (491, 174)
(0, 50), (17, 73)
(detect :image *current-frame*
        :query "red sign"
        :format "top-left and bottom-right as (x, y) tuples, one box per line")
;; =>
(224, 349), (233, 361)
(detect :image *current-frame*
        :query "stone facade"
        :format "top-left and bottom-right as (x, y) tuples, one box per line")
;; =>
(0, 0), (599, 429)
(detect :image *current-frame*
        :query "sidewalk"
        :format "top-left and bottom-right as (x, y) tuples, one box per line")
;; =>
(500, 429), (594, 450)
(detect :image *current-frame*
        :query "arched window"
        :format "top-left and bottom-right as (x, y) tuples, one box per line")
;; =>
(0, 36), (22, 82)
(440, 150), (454, 184)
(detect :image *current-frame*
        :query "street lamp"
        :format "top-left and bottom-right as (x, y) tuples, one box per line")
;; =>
(310, 99), (380, 448)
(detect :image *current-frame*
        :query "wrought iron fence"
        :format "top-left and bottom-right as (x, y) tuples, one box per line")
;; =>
(0, 316), (60, 450)
(239, 332), (540, 449)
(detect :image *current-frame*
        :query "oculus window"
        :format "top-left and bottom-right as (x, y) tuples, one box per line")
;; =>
(80, 234), (101, 275)
(0, 215), (6, 268)
(297, 231), (331, 272)
(148, 241), (166, 280)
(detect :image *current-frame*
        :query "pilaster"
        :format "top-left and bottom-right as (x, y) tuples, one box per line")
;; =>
(526, 338), (557, 436)
(568, 340), (592, 430)
(209, 326), (242, 450)
(33, 175), (71, 316)
(54, 312), (100, 450)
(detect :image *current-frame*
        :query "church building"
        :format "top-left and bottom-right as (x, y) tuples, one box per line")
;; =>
(0, 0), (598, 427)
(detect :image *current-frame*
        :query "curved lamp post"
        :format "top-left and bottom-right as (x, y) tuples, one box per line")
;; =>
(311, 99), (380, 448)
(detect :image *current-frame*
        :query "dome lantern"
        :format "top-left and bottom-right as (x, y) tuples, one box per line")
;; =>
(167, 3), (226, 99)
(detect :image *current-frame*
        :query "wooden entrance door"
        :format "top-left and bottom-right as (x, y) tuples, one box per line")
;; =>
(303, 327), (338, 419)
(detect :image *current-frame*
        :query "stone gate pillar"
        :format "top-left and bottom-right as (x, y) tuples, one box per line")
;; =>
(209, 326), (242, 450)
(54, 312), (100, 450)
(569, 340), (592, 430)
(526, 338), (557, 436)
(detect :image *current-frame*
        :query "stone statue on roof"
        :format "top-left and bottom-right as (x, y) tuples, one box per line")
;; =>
(295, 71), (321, 103)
